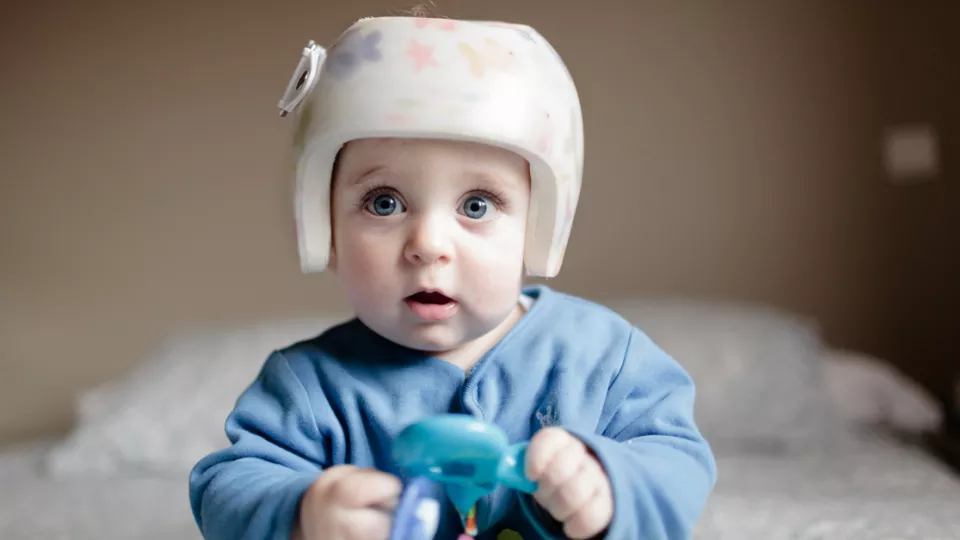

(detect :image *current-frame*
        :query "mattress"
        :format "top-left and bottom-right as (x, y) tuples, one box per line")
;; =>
(695, 437), (960, 539)
(1, 437), (959, 540)
(0, 439), (198, 540)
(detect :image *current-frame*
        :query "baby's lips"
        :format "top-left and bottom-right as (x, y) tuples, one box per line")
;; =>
(406, 290), (455, 304)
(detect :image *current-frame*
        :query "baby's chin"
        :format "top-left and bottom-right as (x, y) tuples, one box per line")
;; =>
(373, 318), (502, 358)
(388, 325), (480, 354)
(400, 312), (524, 362)
(357, 302), (524, 360)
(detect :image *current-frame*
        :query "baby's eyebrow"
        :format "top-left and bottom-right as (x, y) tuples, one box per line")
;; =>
(347, 164), (388, 186)
(466, 170), (526, 192)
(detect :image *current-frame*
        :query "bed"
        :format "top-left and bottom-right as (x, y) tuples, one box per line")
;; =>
(2, 299), (957, 540)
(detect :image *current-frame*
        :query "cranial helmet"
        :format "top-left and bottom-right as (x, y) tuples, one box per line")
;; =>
(277, 16), (583, 278)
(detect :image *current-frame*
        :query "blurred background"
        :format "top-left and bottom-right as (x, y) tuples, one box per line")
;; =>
(5, 0), (956, 444)
(1, 1), (959, 538)
(1, 0), (957, 460)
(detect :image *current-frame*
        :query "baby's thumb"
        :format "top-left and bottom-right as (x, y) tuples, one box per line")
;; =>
(342, 469), (403, 509)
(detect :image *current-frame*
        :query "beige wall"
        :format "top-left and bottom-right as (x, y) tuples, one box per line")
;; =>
(0, 0), (955, 442)
(865, 1), (959, 407)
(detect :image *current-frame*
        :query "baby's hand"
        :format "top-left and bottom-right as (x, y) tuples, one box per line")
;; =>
(295, 464), (402, 540)
(525, 428), (614, 539)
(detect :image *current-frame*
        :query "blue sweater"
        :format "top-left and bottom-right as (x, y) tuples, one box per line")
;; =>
(189, 285), (717, 539)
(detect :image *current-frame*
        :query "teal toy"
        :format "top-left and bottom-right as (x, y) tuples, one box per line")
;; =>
(390, 414), (539, 534)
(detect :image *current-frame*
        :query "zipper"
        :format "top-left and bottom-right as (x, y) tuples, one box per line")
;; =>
(456, 373), (496, 534)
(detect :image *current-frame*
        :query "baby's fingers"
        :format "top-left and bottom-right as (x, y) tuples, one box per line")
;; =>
(330, 468), (403, 509)
(339, 507), (395, 540)
(536, 455), (604, 522)
(525, 427), (580, 482)
(563, 485), (614, 540)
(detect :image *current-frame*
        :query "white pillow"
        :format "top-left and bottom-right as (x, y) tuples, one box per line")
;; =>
(603, 298), (842, 455)
(45, 316), (346, 477)
(46, 298), (841, 477)
(822, 349), (942, 433)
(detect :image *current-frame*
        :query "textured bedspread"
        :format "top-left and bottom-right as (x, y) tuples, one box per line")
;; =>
(0, 439), (198, 540)
(2, 438), (959, 540)
(695, 438), (960, 539)
(697, 494), (960, 539)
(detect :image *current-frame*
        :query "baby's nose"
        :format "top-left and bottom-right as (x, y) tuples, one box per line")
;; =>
(404, 216), (453, 265)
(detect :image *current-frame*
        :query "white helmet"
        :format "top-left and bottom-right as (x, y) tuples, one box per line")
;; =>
(277, 16), (583, 278)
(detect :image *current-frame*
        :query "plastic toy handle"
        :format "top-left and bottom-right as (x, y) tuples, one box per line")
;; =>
(497, 442), (538, 494)
(388, 477), (440, 540)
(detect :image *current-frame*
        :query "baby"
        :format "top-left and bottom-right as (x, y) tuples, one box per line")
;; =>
(189, 15), (716, 540)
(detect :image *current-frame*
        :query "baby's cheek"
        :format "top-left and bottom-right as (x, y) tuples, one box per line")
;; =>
(338, 236), (394, 286)
(486, 217), (527, 254)
(464, 241), (525, 302)
(470, 228), (523, 266)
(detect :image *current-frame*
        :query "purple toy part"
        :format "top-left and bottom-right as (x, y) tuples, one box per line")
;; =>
(389, 476), (441, 540)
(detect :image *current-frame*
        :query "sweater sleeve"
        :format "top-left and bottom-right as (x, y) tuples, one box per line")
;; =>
(521, 327), (717, 539)
(581, 327), (717, 539)
(188, 351), (331, 540)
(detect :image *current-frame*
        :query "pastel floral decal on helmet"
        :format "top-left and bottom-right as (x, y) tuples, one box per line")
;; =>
(414, 18), (458, 31)
(326, 29), (383, 79)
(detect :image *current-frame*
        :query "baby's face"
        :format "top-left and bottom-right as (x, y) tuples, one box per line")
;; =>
(330, 138), (531, 354)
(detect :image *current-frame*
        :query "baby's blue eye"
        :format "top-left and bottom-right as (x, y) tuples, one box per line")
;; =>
(368, 194), (403, 216)
(462, 196), (489, 219)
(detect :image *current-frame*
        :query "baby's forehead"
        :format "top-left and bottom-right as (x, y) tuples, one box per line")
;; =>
(338, 137), (530, 181)
(343, 137), (515, 159)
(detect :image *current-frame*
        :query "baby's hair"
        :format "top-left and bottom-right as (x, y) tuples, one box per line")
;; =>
(389, 1), (451, 19)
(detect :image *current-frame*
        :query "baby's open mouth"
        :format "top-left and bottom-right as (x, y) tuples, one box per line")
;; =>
(406, 291), (454, 305)
(404, 291), (458, 321)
